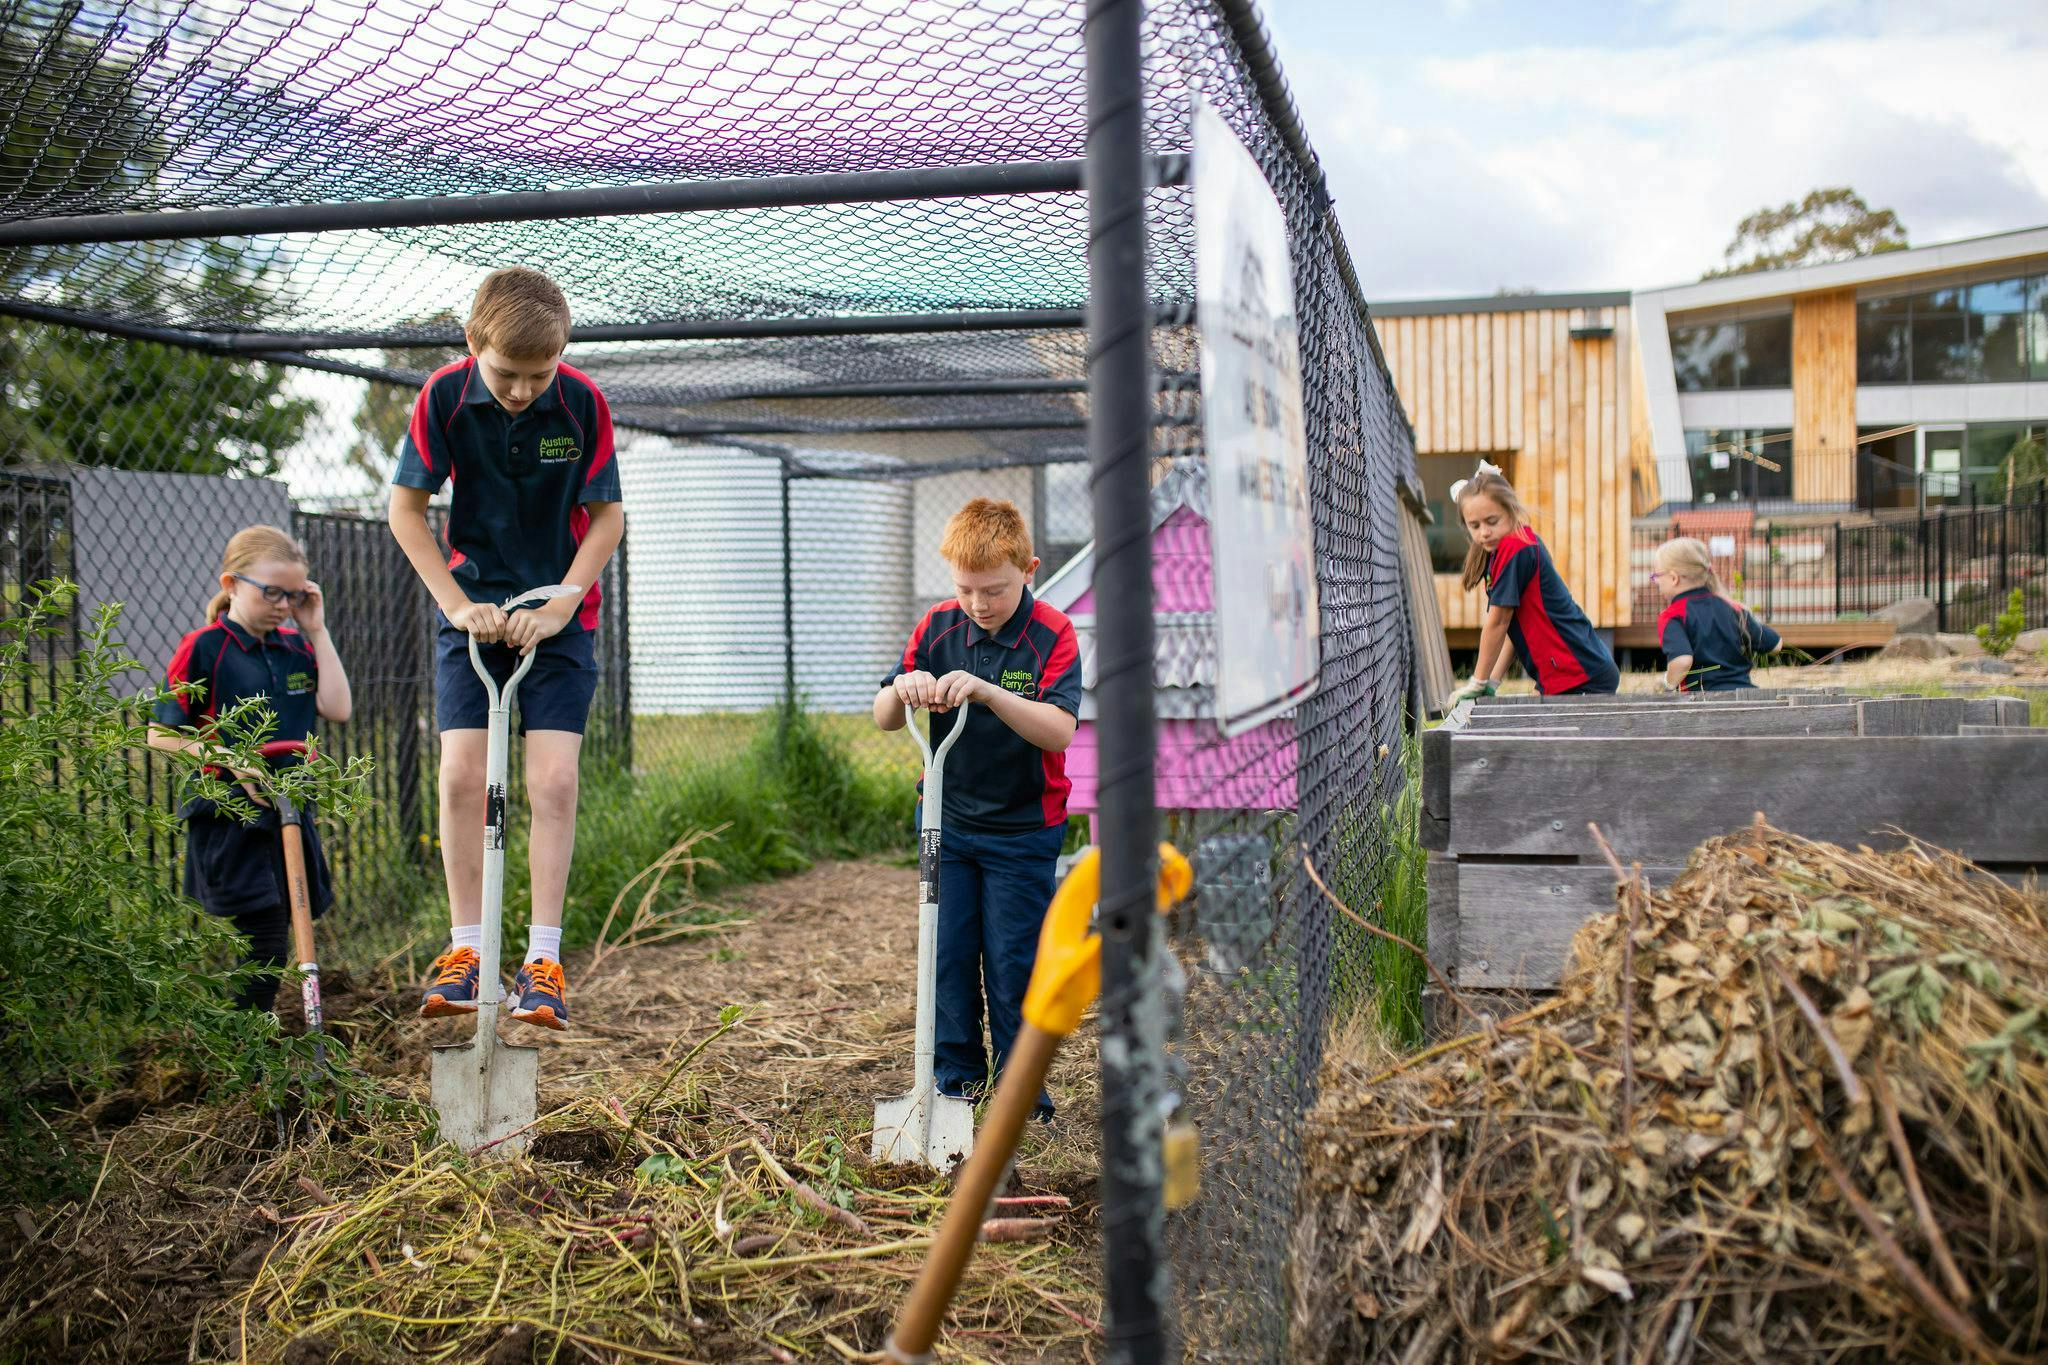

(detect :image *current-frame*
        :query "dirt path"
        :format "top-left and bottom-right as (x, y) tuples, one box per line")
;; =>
(0, 861), (1106, 1364)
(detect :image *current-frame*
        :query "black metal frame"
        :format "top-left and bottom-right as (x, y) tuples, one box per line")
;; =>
(1086, 0), (1166, 1358)
(0, 156), (1186, 246)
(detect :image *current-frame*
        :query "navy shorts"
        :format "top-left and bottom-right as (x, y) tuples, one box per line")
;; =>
(434, 615), (598, 735)
(182, 799), (335, 921)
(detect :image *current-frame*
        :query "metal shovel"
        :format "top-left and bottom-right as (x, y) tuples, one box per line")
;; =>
(431, 585), (583, 1156)
(873, 700), (978, 1170)
(258, 738), (326, 1059)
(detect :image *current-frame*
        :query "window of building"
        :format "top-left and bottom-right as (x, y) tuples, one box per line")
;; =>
(1417, 452), (1513, 573)
(1670, 312), (1792, 391)
(1682, 428), (1793, 503)
(1855, 422), (2047, 509)
(1857, 270), (2048, 384)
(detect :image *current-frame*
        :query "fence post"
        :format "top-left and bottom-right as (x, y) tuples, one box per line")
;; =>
(1763, 522), (1774, 618)
(1087, 0), (1168, 1355)
(1936, 509), (1949, 633)
(1833, 521), (1842, 619)
(613, 530), (634, 769)
(2000, 498), (2010, 602)
(779, 461), (796, 715)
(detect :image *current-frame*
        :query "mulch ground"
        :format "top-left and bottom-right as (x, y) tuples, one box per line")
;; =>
(0, 860), (1107, 1364)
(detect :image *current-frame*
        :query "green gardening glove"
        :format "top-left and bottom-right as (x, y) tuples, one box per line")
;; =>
(1445, 677), (1497, 709)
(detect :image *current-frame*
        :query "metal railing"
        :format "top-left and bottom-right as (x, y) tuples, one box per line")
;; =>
(1633, 483), (2048, 633)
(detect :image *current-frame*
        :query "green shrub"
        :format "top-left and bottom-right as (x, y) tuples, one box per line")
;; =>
(1977, 587), (2027, 658)
(0, 584), (376, 1198)
(504, 698), (912, 947)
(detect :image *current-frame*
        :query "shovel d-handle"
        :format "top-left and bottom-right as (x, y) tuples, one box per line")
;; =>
(885, 841), (1192, 1364)
(258, 738), (323, 1036)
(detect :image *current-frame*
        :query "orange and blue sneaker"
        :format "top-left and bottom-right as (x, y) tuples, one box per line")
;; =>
(510, 958), (569, 1031)
(419, 945), (481, 1018)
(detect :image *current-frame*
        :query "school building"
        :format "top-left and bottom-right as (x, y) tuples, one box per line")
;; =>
(1373, 224), (2048, 651)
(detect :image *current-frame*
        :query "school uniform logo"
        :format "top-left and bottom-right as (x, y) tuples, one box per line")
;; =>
(536, 435), (581, 463)
(999, 668), (1036, 696)
(284, 669), (315, 695)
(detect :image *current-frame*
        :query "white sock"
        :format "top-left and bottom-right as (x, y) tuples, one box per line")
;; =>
(451, 924), (483, 953)
(527, 924), (562, 964)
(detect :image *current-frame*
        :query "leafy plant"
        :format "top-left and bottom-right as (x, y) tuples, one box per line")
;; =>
(2001, 432), (2046, 502)
(0, 582), (375, 1197)
(1977, 587), (2027, 658)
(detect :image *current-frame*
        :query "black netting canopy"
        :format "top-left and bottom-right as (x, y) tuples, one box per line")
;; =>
(0, 0), (1391, 473)
(1, 3), (1423, 1358)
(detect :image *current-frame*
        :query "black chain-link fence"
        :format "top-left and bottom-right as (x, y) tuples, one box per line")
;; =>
(1, 0), (1419, 1356)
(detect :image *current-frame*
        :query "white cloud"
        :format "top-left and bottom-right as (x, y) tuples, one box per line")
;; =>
(1294, 12), (2048, 297)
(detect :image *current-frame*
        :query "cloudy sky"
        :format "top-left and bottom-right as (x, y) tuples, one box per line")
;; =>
(1260, 0), (2048, 301)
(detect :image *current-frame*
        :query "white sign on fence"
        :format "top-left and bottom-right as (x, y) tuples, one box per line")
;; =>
(1194, 96), (1321, 737)
(1709, 534), (1737, 559)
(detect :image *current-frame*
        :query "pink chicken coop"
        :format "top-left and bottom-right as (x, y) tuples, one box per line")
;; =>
(1037, 463), (1300, 817)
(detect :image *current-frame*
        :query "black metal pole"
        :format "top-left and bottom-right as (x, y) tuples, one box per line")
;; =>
(1843, 523), (1859, 618)
(1088, 0), (1166, 1357)
(780, 462), (797, 711)
(0, 156), (1186, 247)
(0, 297), (1094, 353)
(1937, 509), (1949, 633)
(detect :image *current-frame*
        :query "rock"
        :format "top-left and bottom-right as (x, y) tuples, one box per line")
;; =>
(483, 1324), (538, 1365)
(1953, 656), (2018, 675)
(1937, 632), (1984, 657)
(224, 1236), (280, 1282)
(1875, 596), (1937, 635)
(2017, 629), (2048, 656)
(1881, 634), (1950, 661)
(282, 1335), (335, 1365)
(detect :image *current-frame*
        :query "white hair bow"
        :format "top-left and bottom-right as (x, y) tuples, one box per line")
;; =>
(1448, 459), (1504, 503)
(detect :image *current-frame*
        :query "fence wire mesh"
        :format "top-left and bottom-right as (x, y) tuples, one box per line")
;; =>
(1, 0), (1420, 1357)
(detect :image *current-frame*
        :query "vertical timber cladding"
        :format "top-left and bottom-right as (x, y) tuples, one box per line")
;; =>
(1373, 298), (1636, 633)
(1793, 287), (1858, 505)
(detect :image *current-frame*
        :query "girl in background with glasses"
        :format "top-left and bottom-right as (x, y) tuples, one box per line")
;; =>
(146, 525), (353, 1012)
(1651, 536), (1781, 691)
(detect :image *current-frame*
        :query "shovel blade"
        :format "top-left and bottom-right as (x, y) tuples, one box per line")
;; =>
(431, 1034), (540, 1156)
(873, 1091), (926, 1165)
(873, 1088), (977, 1171)
(927, 1094), (976, 1170)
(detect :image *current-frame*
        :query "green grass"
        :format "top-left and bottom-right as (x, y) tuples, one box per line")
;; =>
(501, 700), (916, 951)
(1325, 734), (1428, 1048)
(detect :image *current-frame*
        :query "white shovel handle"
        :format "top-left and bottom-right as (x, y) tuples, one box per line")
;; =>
(457, 584), (582, 1017)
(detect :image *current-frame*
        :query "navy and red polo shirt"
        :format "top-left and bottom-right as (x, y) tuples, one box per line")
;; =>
(1487, 525), (1618, 695)
(392, 357), (620, 632)
(882, 588), (1083, 835)
(155, 616), (320, 750)
(1658, 586), (1781, 691)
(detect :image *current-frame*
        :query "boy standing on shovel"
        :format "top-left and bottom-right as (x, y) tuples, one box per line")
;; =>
(874, 498), (1082, 1122)
(388, 267), (624, 1030)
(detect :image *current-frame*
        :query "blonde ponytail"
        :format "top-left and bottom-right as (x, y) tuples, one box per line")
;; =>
(208, 524), (307, 623)
(1656, 536), (1752, 652)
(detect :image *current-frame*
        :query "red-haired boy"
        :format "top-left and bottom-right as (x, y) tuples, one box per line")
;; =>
(874, 498), (1081, 1122)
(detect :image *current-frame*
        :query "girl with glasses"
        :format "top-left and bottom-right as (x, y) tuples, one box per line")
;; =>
(1652, 537), (1781, 691)
(145, 525), (354, 1012)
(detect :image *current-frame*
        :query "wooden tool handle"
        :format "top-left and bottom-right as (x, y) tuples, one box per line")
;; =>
(887, 1024), (1060, 1360)
(279, 821), (317, 968)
